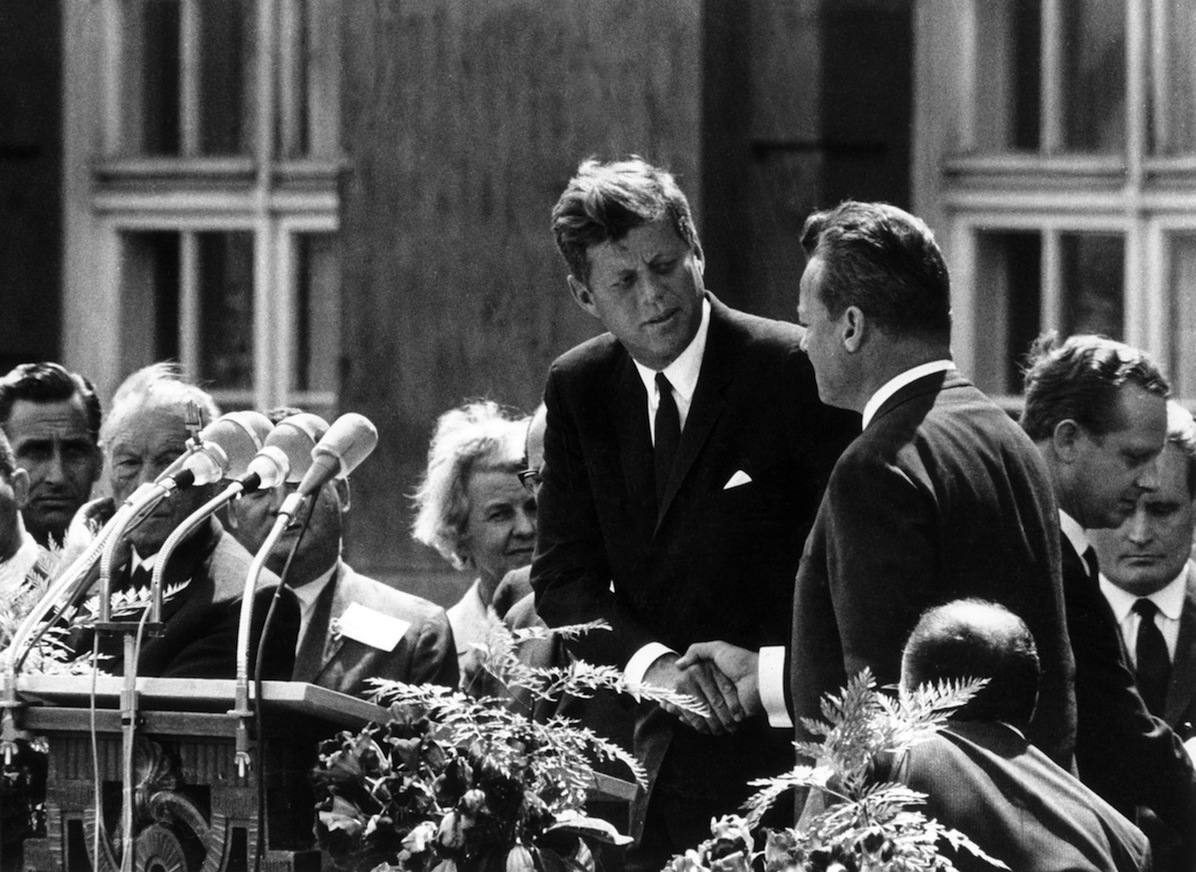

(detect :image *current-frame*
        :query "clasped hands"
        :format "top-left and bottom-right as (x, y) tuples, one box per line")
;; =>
(645, 641), (760, 735)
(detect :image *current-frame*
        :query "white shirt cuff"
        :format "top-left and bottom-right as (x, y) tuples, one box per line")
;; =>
(759, 645), (792, 729)
(624, 642), (677, 701)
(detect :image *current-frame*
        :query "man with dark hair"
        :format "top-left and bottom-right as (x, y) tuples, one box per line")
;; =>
(531, 157), (857, 868)
(0, 362), (103, 548)
(1023, 333), (1196, 864)
(1093, 401), (1196, 739)
(887, 599), (1150, 872)
(682, 201), (1075, 769)
(228, 408), (458, 697)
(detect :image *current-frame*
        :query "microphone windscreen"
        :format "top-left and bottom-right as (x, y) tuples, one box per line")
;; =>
(201, 411), (274, 479)
(296, 413), (379, 497)
(264, 413), (330, 483)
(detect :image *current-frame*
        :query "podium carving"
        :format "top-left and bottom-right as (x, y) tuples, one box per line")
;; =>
(11, 676), (386, 872)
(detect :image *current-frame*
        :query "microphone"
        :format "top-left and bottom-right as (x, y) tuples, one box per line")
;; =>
(296, 413), (379, 497)
(204, 410), (274, 479)
(263, 413), (330, 482)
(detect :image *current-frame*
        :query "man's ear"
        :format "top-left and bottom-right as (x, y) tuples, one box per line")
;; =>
(841, 306), (866, 353)
(10, 467), (28, 510)
(567, 275), (599, 319)
(335, 477), (351, 513)
(1051, 419), (1083, 462)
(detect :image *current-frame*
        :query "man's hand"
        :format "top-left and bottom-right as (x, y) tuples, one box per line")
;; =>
(676, 641), (761, 717)
(644, 652), (744, 735)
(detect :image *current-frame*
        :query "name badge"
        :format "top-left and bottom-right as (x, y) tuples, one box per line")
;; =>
(335, 602), (411, 652)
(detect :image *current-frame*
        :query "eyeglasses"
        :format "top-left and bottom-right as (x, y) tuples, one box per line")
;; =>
(518, 468), (542, 495)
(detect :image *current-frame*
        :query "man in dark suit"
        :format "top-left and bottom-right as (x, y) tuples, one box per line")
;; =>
(1021, 333), (1196, 867)
(1093, 400), (1196, 742)
(80, 363), (297, 679)
(886, 599), (1149, 872)
(683, 202), (1075, 767)
(230, 409), (458, 697)
(530, 157), (856, 868)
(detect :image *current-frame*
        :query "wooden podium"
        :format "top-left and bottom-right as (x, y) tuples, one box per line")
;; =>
(11, 675), (387, 872)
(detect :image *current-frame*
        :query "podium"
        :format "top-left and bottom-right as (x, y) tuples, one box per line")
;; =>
(10, 675), (387, 872)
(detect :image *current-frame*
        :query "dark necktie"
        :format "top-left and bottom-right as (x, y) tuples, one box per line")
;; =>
(1082, 546), (1100, 587)
(1132, 598), (1171, 718)
(654, 372), (681, 503)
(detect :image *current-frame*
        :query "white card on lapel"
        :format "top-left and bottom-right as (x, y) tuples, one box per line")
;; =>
(723, 470), (753, 489)
(335, 602), (411, 652)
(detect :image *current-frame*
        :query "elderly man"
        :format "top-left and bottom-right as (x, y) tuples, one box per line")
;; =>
(683, 202), (1075, 769)
(229, 409), (457, 697)
(75, 363), (297, 679)
(1022, 332), (1196, 867)
(0, 362), (103, 549)
(1093, 401), (1196, 739)
(886, 600), (1150, 872)
(531, 157), (857, 868)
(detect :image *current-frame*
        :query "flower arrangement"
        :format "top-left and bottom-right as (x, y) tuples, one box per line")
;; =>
(311, 620), (706, 872)
(663, 670), (1006, 872)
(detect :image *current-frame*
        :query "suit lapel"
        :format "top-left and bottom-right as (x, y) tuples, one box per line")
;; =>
(655, 299), (731, 530)
(1166, 563), (1196, 728)
(294, 569), (341, 684)
(610, 352), (657, 542)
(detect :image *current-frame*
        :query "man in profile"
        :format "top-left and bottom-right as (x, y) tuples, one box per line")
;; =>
(0, 362), (103, 549)
(1092, 400), (1196, 740)
(229, 409), (458, 697)
(1022, 332), (1196, 866)
(531, 157), (857, 868)
(888, 599), (1150, 872)
(73, 363), (297, 679)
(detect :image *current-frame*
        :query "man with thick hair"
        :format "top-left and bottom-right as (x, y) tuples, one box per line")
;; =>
(71, 363), (298, 679)
(1023, 333), (1196, 865)
(0, 362), (103, 548)
(887, 599), (1150, 872)
(531, 157), (857, 868)
(683, 201), (1075, 771)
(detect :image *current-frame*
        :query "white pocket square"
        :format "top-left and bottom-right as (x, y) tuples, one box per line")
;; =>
(723, 470), (753, 490)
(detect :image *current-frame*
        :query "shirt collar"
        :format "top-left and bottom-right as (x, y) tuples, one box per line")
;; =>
(1057, 510), (1091, 560)
(447, 578), (499, 655)
(862, 360), (954, 429)
(633, 296), (712, 407)
(1100, 562), (1189, 624)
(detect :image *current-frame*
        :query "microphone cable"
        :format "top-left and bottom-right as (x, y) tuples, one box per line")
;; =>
(251, 493), (317, 872)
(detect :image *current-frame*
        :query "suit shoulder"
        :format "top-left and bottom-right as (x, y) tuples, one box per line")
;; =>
(207, 528), (281, 602)
(339, 567), (449, 626)
(550, 332), (622, 376)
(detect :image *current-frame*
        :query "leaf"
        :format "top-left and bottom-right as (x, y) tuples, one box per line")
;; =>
(544, 815), (633, 846)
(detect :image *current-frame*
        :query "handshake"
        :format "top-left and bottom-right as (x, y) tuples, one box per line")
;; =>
(645, 641), (762, 735)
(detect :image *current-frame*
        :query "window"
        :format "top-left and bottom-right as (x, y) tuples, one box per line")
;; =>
(915, 0), (1196, 402)
(63, 0), (342, 416)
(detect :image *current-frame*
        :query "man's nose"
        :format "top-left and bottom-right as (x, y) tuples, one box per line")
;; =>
(1135, 457), (1161, 492)
(1125, 508), (1153, 544)
(44, 448), (67, 482)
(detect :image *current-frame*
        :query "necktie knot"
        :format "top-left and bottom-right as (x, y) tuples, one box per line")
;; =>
(1081, 546), (1100, 586)
(1133, 598), (1160, 621)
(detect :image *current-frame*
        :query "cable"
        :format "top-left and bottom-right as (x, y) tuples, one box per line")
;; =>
(250, 495), (316, 872)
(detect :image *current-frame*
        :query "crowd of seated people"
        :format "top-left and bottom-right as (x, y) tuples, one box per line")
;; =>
(3, 162), (1196, 872)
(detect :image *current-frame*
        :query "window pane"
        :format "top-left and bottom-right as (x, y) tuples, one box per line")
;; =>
(1061, 0), (1125, 152)
(1150, 0), (1196, 155)
(198, 0), (256, 155)
(293, 234), (340, 394)
(974, 230), (1042, 394)
(975, 0), (1041, 151)
(1168, 235), (1196, 398)
(141, 0), (181, 155)
(197, 232), (255, 390)
(1061, 232), (1123, 336)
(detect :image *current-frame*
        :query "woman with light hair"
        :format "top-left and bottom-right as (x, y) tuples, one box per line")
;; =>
(411, 401), (536, 685)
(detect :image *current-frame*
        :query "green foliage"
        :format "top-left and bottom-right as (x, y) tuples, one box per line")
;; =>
(668, 670), (1008, 872)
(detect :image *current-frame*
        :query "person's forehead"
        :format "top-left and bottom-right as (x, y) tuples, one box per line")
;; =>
(107, 405), (189, 452)
(468, 468), (524, 503)
(5, 397), (93, 444)
(588, 219), (689, 268)
(1107, 385), (1167, 441)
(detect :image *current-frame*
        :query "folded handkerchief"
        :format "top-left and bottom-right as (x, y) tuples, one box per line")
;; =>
(723, 469), (753, 489)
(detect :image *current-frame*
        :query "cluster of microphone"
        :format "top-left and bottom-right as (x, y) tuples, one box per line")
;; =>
(0, 410), (380, 765)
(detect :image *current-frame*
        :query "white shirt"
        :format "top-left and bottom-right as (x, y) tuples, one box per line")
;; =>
(447, 577), (500, 659)
(1101, 564), (1187, 664)
(1058, 510), (1091, 565)
(623, 297), (712, 691)
(293, 561), (338, 656)
(0, 523), (41, 599)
